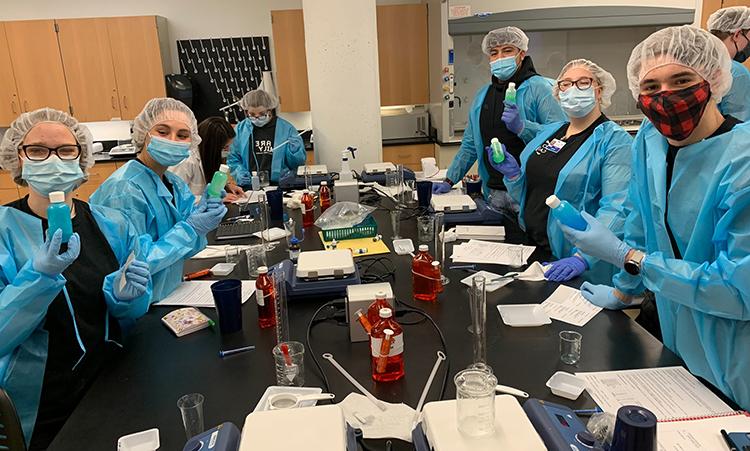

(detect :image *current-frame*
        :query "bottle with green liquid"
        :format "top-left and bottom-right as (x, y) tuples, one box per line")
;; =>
(505, 82), (517, 104)
(490, 138), (505, 164)
(207, 164), (230, 198)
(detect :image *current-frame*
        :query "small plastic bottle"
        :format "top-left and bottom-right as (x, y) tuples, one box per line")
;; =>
(355, 309), (372, 334)
(251, 171), (260, 191)
(47, 191), (73, 243)
(431, 260), (444, 294)
(546, 195), (587, 231)
(412, 245), (437, 302)
(367, 290), (391, 325)
(256, 266), (277, 329)
(288, 236), (301, 262)
(505, 82), (517, 104)
(301, 190), (314, 227)
(319, 181), (332, 213)
(490, 138), (505, 164)
(370, 308), (405, 382)
(207, 164), (229, 198)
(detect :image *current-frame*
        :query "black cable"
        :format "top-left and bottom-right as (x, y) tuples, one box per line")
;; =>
(306, 301), (340, 393)
(356, 256), (397, 284)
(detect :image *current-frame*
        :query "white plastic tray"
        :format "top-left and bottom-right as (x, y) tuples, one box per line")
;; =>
(546, 371), (586, 400)
(254, 386), (324, 412)
(497, 304), (551, 327)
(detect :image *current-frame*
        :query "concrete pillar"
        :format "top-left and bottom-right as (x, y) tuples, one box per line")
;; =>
(302, 0), (382, 171)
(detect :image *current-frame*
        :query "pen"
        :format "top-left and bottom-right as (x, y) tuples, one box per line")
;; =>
(184, 268), (211, 281)
(219, 345), (256, 358)
(721, 429), (738, 451)
(574, 407), (603, 417)
(208, 319), (216, 332)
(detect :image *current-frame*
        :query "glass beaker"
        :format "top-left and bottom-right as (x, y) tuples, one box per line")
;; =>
(245, 244), (267, 277)
(507, 245), (524, 268)
(454, 368), (497, 437)
(404, 179), (417, 207)
(560, 330), (582, 365)
(273, 341), (305, 386)
(417, 216), (434, 243)
(177, 393), (205, 439)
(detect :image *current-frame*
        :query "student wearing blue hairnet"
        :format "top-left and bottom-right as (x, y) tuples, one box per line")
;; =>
(0, 109), (152, 449)
(561, 26), (750, 411)
(435, 26), (566, 218)
(91, 98), (226, 302)
(227, 89), (306, 186)
(708, 6), (750, 121)
(490, 59), (632, 283)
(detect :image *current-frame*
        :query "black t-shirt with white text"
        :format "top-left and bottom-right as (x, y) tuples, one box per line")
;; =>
(249, 116), (277, 173)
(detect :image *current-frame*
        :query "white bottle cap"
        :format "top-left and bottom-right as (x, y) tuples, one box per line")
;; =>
(258, 266), (268, 274)
(490, 137), (499, 144)
(379, 307), (392, 318)
(49, 191), (65, 203)
(320, 181), (328, 186)
(419, 244), (429, 252)
(375, 290), (386, 299)
(219, 164), (229, 173)
(431, 261), (440, 267)
(545, 195), (561, 209)
(508, 82), (516, 89)
(252, 171), (258, 176)
(383, 329), (394, 337)
(302, 189), (310, 194)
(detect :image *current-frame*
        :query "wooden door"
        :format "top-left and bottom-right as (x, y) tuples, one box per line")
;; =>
(4, 20), (69, 113)
(377, 4), (429, 106)
(107, 16), (166, 120)
(271, 10), (311, 112)
(57, 18), (121, 121)
(0, 23), (21, 126)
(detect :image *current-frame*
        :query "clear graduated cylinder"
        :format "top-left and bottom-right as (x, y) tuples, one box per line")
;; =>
(47, 191), (72, 243)
(546, 195), (587, 231)
(433, 212), (448, 288)
(207, 164), (229, 198)
(469, 275), (487, 366)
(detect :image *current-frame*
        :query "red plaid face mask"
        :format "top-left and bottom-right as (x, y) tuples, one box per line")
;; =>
(637, 80), (711, 141)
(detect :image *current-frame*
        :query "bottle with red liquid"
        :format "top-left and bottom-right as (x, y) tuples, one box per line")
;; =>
(412, 245), (437, 302)
(256, 266), (277, 329)
(366, 290), (391, 325)
(319, 181), (332, 213)
(301, 189), (314, 227)
(370, 307), (405, 382)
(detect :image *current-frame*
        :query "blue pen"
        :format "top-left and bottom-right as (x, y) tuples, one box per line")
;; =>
(574, 407), (603, 417)
(219, 345), (256, 358)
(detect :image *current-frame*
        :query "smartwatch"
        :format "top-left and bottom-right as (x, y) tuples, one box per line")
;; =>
(624, 250), (645, 276)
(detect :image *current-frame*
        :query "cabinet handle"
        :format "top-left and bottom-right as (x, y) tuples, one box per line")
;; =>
(122, 96), (128, 109)
(10, 99), (17, 114)
(23, 100), (28, 112)
(111, 95), (117, 110)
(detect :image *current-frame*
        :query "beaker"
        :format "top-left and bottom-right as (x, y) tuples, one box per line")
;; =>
(560, 330), (582, 365)
(273, 341), (305, 386)
(454, 368), (497, 437)
(468, 275), (487, 367)
(177, 393), (205, 439)
(417, 216), (434, 243)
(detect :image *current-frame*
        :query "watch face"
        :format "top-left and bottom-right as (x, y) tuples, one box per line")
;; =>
(624, 261), (640, 276)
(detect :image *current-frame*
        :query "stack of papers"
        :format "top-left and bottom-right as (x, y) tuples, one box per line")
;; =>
(154, 280), (256, 307)
(453, 225), (505, 241)
(451, 240), (535, 265)
(540, 285), (602, 327)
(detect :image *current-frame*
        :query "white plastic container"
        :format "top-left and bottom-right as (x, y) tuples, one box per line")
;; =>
(497, 304), (551, 327)
(211, 262), (236, 276)
(546, 371), (586, 400)
(117, 428), (160, 451)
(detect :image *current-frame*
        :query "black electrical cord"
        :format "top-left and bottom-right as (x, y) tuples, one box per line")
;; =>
(306, 300), (342, 393)
(356, 256), (397, 284)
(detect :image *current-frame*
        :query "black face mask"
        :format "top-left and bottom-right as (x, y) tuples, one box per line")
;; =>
(734, 33), (750, 63)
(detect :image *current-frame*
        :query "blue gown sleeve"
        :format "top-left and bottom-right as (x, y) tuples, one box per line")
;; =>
(284, 128), (306, 170)
(228, 133), (250, 183)
(612, 179), (649, 296)
(446, 116), (478, 184)
(504, 173), (525, 205)
(519, 82), (567, 144)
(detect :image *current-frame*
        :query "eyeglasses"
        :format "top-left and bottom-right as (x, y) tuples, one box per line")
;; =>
(20, 144), (81, 161)
(557, 77), (596, 92)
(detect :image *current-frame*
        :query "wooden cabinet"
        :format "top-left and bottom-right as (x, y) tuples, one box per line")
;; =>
(57, 18), (121, 122)
(376, 4), (429, 106)
(0, 23), (20, 126)
(73, 162), (119, 202)
(382, 143), (434, 171)
(4, 20), (69, 113)
(271, 10), (311, 112)
(107, 16), (167, 120)
(0, 170), (19, 205)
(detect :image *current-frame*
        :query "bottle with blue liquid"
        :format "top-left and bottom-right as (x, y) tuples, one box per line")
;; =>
(47, 191), (73, 243)
(546, 195), (587, 231)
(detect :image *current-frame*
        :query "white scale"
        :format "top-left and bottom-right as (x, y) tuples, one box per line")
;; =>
(108, 143), (137, 157)
(296, 249), (356, 279)
(297, 164), (329, 176)
(363, 162), (396, 174)
(430, 194), (477, 213)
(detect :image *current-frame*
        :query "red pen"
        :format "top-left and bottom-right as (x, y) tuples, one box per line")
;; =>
(184, 268), (211, 281)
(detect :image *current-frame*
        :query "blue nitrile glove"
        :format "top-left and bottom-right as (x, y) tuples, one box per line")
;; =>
(187, 201), (227, 236)
(559, 211), (630, 268)
(485, 145), (521, 179)
(543, 255), (588, 282)
(33, 230), (81, 276)
(113, 260), (150, 301)
(580, 282), (629, 310)
(432, 181), (452, 194)
(501, 102), (524, 135)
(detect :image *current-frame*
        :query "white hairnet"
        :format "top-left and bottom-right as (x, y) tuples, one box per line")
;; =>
(626, 25), (732, 102)
(482, 26), (529, 55)
(239, 89), (279, 111)
(708, 6), (750, 33)
(0, 108), (94, 186)
(554, 59), (617, 108)
(132, 97), (201, 154)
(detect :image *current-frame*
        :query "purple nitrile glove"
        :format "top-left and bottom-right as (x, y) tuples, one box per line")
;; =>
(543, 255), (588, 282)
(485, 145), (521, 179)
(502, 101), (524, 135)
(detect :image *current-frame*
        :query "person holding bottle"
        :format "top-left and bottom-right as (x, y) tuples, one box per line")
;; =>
(488, 59), (632, 283)
(707, 6), (750, 121)
(170, 117), (245, 201)
(0, 109), (153, 450)
(435, 26), (565, 218)
(91, 98), (226, 302)
(227, 89), (306, 186)
(560, 26), (750, 411)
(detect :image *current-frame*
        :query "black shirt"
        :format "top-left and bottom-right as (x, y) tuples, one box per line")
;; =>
(523, 114), (609, 250)
(664, 115), (741, 258)
(7, 197), (122, 450)
(479, 56), (539, 190)
(249, 116), (277, 174)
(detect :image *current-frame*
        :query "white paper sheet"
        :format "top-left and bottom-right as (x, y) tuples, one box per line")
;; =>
(339, 393), (416, 442)
(576, 366), (733, 420)
(540, 285), (602, 327)
(154, 280), (256, 308)
(451, 240), (535, 265)
(460, 271), (513, 292)
(657, 414), (750, 450)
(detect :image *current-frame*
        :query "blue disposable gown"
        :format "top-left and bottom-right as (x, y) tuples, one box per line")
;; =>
(718, 60), (750, 122)
(227, 116), (306, 183)
(505, 120), (632, 284)
(90, 160), (207, 302)
(613, 120), (750, 411)
(0, 205), (152, 445)
(447, 76), (566, 198)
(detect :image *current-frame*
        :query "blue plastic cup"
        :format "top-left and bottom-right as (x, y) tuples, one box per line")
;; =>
(211, 279), (243, 334)
(266, 189), (284, 220)
(416, 180), (433, 208)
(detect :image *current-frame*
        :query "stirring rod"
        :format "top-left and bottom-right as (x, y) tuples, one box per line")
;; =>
(495, 384), (529, 398)
(413, 351), (447, 425)
(322, 353), (387, 411)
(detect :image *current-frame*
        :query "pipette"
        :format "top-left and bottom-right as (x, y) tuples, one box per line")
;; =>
(280, 343), (299, 382)
(322, 353), (387, 411)
(413, 351), (447, 425)
(495, 384), (529, 398)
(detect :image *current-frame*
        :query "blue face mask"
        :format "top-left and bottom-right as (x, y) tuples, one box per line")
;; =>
(559, 87), (597, 118)
(250, 114), (271, 128)
(490, 55), (518, 81)
(147, 135), (191, 167)
(21, 156), (84, 195)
